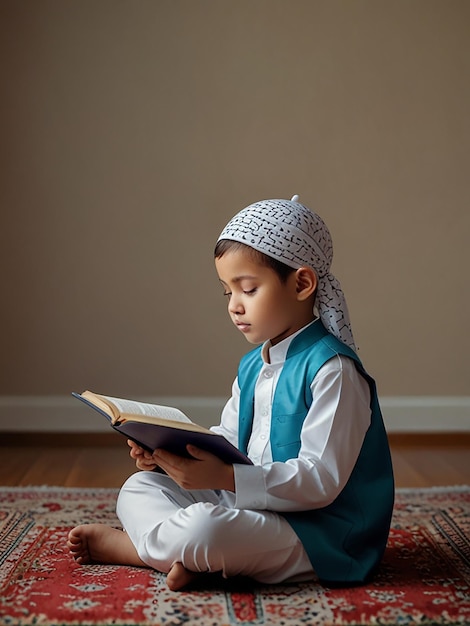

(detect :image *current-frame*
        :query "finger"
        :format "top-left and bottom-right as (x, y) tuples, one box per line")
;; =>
(128, 440), (145, 454)
(152, 449), (181, 466)
(186, 445), (214, 461)
(137, 459), (157, 471)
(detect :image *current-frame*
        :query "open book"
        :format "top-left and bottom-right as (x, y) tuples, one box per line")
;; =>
(72, 391), (251, 465)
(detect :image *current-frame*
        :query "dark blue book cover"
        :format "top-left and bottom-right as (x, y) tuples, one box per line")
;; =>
(72, 392), (252, 466)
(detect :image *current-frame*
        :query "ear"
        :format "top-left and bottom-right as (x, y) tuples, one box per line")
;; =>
(294, 267), (317, 301)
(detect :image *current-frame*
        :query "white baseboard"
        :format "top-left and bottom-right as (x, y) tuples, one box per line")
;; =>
(0, 396), (468, 434)
(380, 397), (470, 432)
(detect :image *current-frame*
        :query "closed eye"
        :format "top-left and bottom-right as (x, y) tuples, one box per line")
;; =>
(222, 287), (257, 298)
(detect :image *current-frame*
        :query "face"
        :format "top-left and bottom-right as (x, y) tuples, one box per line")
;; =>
(215, 248), (309, 346)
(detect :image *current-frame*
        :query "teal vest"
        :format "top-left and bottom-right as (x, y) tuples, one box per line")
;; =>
(237, 321), (394, 585)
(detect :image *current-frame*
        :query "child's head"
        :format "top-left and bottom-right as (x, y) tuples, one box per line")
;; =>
(214, 237), (317, 346)
(215, 195), (356, 350)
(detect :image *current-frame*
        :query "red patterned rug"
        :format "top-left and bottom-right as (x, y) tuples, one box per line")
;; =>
(0, 486), (469, 625)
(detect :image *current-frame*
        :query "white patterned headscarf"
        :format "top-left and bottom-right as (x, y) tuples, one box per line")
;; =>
(217, 195), (356, 351)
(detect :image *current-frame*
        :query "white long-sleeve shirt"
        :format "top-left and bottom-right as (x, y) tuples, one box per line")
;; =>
(211, 326), (372, 514)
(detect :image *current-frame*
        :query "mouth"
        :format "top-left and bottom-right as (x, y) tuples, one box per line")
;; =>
(235, 322), (251, 333)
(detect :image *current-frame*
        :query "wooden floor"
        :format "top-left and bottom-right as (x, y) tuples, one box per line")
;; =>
(1, 433), (469, 489)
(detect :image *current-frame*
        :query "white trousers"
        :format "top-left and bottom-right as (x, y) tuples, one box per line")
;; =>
(116, 471), (315, 583)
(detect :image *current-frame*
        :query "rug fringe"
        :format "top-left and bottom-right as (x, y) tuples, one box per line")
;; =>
(395, 485), (469, 494)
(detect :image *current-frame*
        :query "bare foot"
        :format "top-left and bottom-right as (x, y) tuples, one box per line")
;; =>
(166, 562), (198, 591)
(67, 524), (147, 568)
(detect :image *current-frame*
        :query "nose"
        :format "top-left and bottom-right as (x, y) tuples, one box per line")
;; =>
(228, 293), (244, 316)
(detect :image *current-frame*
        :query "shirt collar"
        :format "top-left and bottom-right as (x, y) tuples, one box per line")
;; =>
(262, 319), (317, 365)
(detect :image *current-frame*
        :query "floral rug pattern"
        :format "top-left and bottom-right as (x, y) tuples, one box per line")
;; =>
(0, 486), (469, 625)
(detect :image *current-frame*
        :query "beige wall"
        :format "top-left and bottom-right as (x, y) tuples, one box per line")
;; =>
(1, 0), (469, 400)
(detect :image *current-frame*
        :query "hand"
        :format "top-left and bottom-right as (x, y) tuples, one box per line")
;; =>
(127, 440), (158, 471)
(152, 445), (235, 492)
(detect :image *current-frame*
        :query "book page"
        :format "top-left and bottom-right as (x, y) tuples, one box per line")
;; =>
(100, 395), (192, 424)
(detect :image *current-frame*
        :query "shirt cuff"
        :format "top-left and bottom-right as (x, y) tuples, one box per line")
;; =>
(233, 463), (267, 510)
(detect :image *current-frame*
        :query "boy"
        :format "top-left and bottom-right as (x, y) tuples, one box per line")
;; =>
(68, 195), (394, 591)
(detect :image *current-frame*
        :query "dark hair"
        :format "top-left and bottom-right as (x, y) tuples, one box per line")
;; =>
(214, 239), (295, 283)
